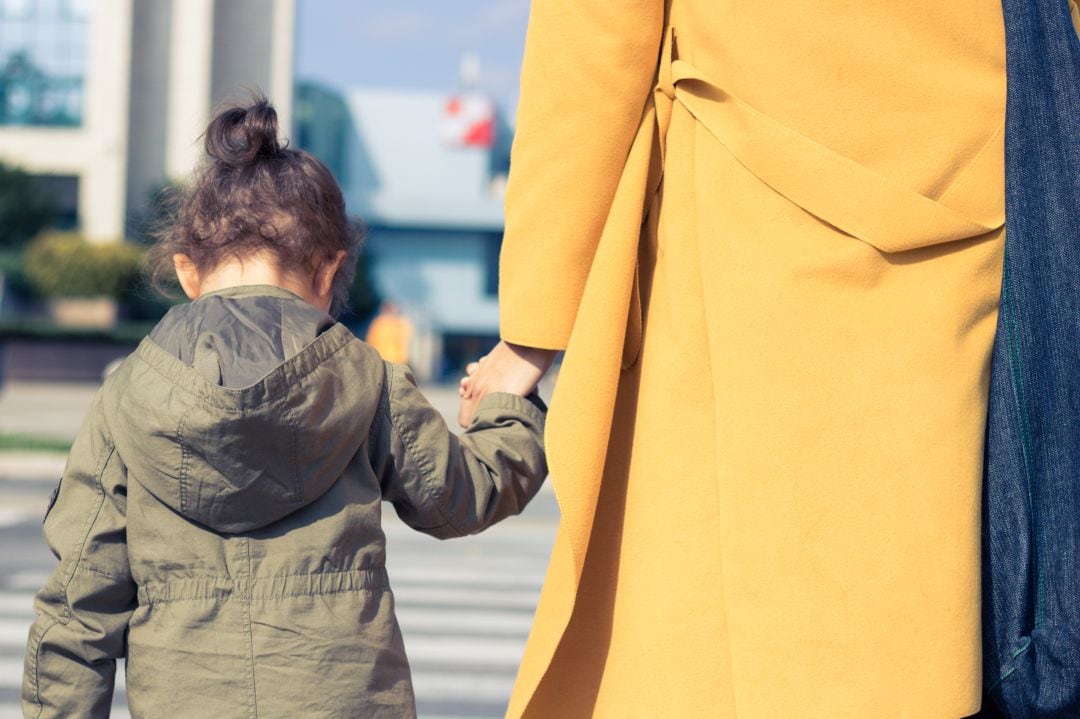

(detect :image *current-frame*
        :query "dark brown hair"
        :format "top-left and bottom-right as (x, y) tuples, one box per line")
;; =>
(149, 95), (361, 316)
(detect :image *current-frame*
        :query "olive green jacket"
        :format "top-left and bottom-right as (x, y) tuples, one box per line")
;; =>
(21, 286), (547, 718)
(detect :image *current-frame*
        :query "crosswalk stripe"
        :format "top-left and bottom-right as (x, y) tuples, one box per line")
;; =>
(0, 703), (131, 719)
(396, 606), (534, 636)
(0, 510), (32, 529)
(3, 572), (48, 592)
(0, 593), (33, 618)
(410, 670), (516, 702)
(394, 585), (540, 611)
(389, 564), (544, 589)
(0, 620), (28, 649)
(0, 658), (24, 688)
(404, 635), (526, 666)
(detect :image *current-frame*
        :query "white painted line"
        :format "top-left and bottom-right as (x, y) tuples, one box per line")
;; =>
(403, 635), (526, 666)
(0, 619), (29, 648)
(0, 704), (128, 719)
(411, 669), (515, 703)
(389, 565), (543, 589)
(0, 509), (33, 529)
(0, 455), (66, 482)
(0, 703), (131, 719)
(393, 585), (540, 611)
(5, 572), (48, 591)
(395, 607), (533, 636)
(0, 592), (33, 618)
(0, 658), (25, 688)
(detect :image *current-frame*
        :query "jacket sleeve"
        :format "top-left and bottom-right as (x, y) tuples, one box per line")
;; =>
(372, 362), (547, 539)
(22, 394), (137, 719)
(499, 0), (665, 350)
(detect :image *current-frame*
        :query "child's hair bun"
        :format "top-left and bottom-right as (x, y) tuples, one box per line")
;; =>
(204, 95), (282, 167)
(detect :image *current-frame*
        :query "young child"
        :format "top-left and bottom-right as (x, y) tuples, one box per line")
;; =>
(21, 98), (547, 718)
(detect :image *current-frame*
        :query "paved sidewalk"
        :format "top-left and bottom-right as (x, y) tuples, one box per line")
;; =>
(0, 382), (100, 441)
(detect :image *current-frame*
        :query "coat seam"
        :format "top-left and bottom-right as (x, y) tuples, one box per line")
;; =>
(176, 404), (197, 516)
(1001, 257), (1044, 627)
(368, 361), (391, 463)
(280, 392), (303, 504)
(24, 618), (60, 716)
(56, 441), (115, 620)
(385, 365), (464, 537)
(75, 564), (121, 580)
(141, 584), (390, 606)
(144, 565), (388, 586)
(239, 537), (258, 718)
(988, 636), (1032, 692)
(132, 326), (358, 410)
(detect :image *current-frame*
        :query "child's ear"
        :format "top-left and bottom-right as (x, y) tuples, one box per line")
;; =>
(173, 254), (201, 300)
(313, 250), (348, 302)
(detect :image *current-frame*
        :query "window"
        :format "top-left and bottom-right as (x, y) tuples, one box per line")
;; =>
(0, 0), (90, 126)
(37, 173), (78, 227)
(484, 231), (500, 297)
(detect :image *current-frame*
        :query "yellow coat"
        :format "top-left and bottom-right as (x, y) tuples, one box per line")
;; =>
(499, 1), (1006, 716)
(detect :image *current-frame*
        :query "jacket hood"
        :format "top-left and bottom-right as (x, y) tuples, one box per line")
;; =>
(110, 287), (385, 533)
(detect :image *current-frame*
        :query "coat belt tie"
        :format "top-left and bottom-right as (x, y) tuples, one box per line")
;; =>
(650, 27), (1004, 253)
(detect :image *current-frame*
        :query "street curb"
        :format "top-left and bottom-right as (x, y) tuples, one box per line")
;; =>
(0, 453), (67, 481)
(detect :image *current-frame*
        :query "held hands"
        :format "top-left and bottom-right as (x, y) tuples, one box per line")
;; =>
(458, 340), (558, 428)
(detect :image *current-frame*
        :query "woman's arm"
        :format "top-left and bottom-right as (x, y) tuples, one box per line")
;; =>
(499, 0), (664, 349)
(461, 1), (664, 425)
(458, 340), (557, 428)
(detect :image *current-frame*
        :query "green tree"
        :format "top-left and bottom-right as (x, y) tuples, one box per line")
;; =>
(344, 249), (380, 323)
(0, 162), (55, 248)
(24, 233), (143, 299)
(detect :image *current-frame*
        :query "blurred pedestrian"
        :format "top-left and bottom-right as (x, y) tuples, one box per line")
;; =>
(461, 0), (1011, 716)
(21, 97), (547, 719)
(365, 301), (413, 365)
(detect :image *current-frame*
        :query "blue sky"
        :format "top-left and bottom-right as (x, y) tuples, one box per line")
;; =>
(295, 0), (531, 118)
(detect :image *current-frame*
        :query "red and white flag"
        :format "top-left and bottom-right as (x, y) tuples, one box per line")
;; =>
(441, 94), (495, 148)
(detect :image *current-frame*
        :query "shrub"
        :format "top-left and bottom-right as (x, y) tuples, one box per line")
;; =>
(0, 163), (55, 248)
(24, 233), (144, 299)
(343, 250), (379, 323)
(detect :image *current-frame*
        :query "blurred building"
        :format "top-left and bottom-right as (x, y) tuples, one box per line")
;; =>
(296, 80), (514, 379)
(0, 0), (296, 242)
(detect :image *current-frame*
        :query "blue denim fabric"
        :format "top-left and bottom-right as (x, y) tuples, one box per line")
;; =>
(979, 0), (1080, 715)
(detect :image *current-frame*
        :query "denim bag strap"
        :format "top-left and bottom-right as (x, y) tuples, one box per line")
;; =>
(981, 0), (1080, 715)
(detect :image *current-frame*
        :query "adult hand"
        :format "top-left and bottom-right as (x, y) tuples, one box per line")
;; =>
(458, 340), (558, 428)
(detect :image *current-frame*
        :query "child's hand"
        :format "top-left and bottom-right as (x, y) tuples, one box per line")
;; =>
(458, 358), (483, 399)
(457, 341), (557, 428)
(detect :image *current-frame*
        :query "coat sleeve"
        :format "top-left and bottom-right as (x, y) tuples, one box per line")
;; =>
(499, 0), (665, 350)
(372, 362), (547, 539)
(22, 394), (137, 719)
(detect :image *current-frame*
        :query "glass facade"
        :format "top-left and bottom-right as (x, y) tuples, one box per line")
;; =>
(0, 0), (90, 126)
